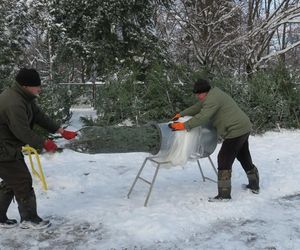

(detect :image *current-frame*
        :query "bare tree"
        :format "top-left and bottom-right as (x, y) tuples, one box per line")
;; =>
(157, 0), (300, 75)
(157, 0), (243, 73)
(240, 0), (300, 73)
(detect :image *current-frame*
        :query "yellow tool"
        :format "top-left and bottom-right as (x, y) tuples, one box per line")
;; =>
(22, 146), (48, 191)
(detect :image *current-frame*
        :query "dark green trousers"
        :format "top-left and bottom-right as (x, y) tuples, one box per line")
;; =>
(0, 159), (33, 200)
(217, 133), (254, 172)
(0, 159), (39, 221)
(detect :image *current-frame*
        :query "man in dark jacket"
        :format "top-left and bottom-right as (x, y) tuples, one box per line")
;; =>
(169, 78), (259, 201)
(0, 68), (77, 229)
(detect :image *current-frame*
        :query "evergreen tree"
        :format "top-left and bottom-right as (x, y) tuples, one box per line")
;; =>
(0, 0), (29, 89)
(0, 3), (13, 86)
(41, 0), (167, 82)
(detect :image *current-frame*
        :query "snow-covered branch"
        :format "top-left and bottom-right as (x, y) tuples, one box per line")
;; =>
(254, 39), (300, 67)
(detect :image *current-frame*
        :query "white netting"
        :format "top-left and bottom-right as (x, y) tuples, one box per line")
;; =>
(154, 117), (202, 167)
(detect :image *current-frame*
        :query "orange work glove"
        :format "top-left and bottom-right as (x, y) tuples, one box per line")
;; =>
(168, 122), (185, 131)
(43, 139), (58, 152)
(61, 130), (78, 140)
(171, 113), (181, 121)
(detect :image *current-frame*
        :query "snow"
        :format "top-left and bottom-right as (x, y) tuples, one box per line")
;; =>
(1, 108), (300, 249)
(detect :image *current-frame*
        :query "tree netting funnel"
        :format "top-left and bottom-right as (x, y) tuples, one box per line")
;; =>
(154, 122), (217, 166)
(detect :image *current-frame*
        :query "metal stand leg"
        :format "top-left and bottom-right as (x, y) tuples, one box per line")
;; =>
(208, 155), (218, 175)
(196, 156), (217, 183)
(127, 157), (149, 199)
(128, 156), (217, 206)
(197, 160), (206, 182)
(127, 157), (166, 206)
(144, 164), (160, 207)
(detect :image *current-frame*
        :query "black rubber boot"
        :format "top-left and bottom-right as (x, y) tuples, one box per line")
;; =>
(17, 189), (41, 222)
(0, 182), (16, 227)
(17, 189), (50, 229)
(246, 165), (260, 194)
(209, 170), (232, 202)
(0, 219), (18, 228)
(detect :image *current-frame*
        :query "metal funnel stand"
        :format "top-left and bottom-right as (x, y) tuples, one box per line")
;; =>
(127, 123), (218, 206)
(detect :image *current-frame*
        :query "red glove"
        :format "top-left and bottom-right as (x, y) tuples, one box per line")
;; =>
(171, 113), (181, 121)
(43, 139), (58, 152)
(61, 130), (78, 140)
(168, 122), (185, 131)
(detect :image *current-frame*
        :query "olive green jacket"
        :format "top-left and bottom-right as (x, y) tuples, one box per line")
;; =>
(180, 87), (251, 139)
(0, 83), (60, 161)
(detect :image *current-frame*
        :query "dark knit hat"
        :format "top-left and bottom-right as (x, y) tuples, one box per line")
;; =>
(192, 78), (211, 94)
(15, 68), (41, 86)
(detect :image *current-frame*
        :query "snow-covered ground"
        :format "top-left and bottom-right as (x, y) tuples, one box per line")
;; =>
(1, 108), (300, 250)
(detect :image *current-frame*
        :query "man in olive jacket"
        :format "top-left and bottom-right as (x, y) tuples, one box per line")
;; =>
(169, 78), (259, 201)
(0, 68), (77, 229)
